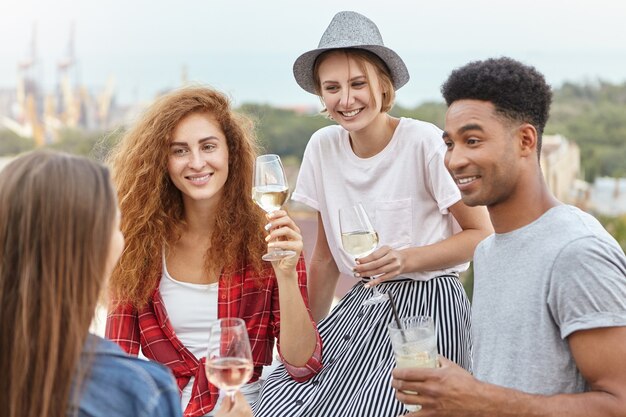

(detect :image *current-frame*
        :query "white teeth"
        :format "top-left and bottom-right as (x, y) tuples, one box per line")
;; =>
(189, 174), (211, 182)
(341, 109), (361, 117)
(458, 176), (478, 184)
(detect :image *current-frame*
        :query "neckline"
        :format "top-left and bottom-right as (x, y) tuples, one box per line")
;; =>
(340, 117), (404, 163)
(161, 252), (219, 289)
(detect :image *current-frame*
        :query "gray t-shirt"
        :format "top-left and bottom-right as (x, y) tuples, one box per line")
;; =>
(472, 205), (626, 394)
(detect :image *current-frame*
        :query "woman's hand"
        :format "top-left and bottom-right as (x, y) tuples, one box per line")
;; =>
(265, 210), (303, 274)
(353, 245), (407, 286)
(215, 391), (252, 417)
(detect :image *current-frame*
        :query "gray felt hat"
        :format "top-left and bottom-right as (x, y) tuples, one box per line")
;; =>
(293, 11), (410, 94)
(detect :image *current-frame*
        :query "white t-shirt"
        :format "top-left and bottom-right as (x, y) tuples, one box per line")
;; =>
(292, 117), (467, 281)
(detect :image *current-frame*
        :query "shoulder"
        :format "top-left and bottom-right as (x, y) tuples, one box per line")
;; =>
(79, 336), (179, 417)
(300, 125), (347, 169)
(306, 124), (345, 148)
(88, 337), (177, 392)
(549, 205), (618, 246)
(398, 118), (443, 140)
(395, 118), (445, 156)
(544, 206), (626, 285)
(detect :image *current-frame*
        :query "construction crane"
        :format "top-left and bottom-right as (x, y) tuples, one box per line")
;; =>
(14, 23), (45, 146)
(57, 22), (80, 128)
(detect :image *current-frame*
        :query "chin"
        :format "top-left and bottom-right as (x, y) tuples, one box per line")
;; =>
(460, 194), (487, 208)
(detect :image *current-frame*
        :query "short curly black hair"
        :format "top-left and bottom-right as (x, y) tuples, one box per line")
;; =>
(441, 57), (552, 153)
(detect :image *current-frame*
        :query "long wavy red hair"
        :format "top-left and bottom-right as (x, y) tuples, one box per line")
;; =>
(107, 86), (268, 307)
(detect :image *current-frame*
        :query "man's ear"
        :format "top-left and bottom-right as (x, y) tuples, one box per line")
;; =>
(517, 123), (538, 158)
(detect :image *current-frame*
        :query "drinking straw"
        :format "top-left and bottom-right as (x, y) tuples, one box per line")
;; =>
(387, 291), (408, 343)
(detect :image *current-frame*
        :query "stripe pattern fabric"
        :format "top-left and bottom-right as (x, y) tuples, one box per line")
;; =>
(253, 275), (472, 416)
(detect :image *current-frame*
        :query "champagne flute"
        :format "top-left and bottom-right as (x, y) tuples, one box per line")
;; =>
(205, 318), (254, 403)
(252, 154), (296, 261)
(339, 203), (388, 305)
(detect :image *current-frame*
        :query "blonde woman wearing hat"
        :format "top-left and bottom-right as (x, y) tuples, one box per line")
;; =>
(253, 11), (492, 416)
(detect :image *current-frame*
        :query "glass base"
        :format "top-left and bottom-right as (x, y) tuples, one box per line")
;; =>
(362, 290), (388, 306)
(262, 249), (297, 262)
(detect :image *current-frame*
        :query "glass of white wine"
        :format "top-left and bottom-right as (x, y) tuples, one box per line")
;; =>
(205, 318), (254, 403)
(339, 203), (388, 305)
(252, 154), (296, 261)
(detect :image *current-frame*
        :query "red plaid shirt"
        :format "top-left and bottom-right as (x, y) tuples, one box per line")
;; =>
(105, 255), (322, 417)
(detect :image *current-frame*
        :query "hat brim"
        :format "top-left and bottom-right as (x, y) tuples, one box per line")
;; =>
(293, 45), (410, 95)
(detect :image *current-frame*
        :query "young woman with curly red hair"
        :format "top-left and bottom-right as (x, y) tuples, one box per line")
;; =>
(105, 87), (321, 417)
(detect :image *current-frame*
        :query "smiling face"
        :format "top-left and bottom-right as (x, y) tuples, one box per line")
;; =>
(167, 112), (229, 208)
(443, 99), (522, 209)
(317, 51), (388, 133)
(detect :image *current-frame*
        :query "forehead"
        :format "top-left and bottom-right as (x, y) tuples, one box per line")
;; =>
(317, 51), (373, 80)
(171, 112), (224, 141)
(445, 100), (504, 133)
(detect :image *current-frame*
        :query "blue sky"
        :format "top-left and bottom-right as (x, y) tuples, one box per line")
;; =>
(2, 0), (626, 107)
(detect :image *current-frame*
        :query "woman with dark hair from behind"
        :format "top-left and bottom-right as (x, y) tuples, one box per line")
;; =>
(0, 150), (181, 417)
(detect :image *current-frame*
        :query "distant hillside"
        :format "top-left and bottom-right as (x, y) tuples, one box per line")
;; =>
(2, 80), (625, 183)
(546, 81), (626, 181)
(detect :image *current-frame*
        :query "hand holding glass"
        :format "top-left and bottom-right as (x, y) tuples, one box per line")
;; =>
(205, 318), (253, 402)
(339, 203), (388, 305)
(388, 316), (438, 412)
(252, 154), (296, 261)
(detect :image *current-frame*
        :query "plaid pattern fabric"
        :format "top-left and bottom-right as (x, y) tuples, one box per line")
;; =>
(105, 255), (322, 417)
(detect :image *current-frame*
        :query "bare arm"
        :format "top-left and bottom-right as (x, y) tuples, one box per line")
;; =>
(266, 210), (317, 367)
(392, 326), (626, 417)
(307, 212), (341, 322)
(357, 200), (493, 285)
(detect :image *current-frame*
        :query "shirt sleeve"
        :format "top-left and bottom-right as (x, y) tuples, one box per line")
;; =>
(272, 254), (323, 381)
(548, 236), (626, 339)
(291, 132), (321, 211)
(105, 301), (141, 356)
(425, 131), (461, 214)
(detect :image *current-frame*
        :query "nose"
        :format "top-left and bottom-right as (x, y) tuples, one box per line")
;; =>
(444, 145), (468, 173)
(188, 150), (206, 170)
(339, 86), (354, 108)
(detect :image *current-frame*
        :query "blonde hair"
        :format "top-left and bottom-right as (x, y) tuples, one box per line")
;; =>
(313, 49), (396, 114)
(0, 150), (117, 417)
(107, 86), (268, 307)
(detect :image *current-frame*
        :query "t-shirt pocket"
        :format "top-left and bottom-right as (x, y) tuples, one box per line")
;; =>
(373, 198), (413, 250)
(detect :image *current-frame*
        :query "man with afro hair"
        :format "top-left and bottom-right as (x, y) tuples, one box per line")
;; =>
(392, 57), (626, 416)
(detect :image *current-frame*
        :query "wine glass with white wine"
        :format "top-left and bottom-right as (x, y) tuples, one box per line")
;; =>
(339, 203), (388, 305)
(252, 154), (296, 261)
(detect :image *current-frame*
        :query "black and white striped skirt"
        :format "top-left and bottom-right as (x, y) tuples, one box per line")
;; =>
(253, 275), (472, 417)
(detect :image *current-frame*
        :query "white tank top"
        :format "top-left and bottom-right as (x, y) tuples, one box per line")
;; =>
(159, 256), (218, 411)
